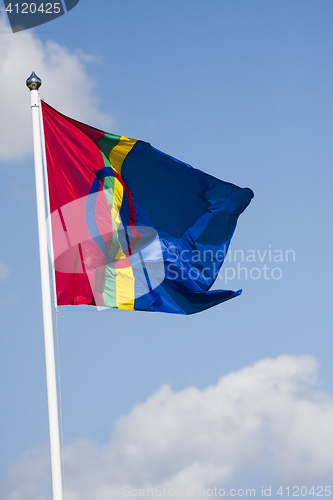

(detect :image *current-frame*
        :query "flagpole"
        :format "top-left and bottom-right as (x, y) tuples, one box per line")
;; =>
(26, 72), (63, 500)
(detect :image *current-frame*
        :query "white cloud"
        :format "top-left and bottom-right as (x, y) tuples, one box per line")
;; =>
(1, 354), (333, 499)
(0, 11), (112, 161)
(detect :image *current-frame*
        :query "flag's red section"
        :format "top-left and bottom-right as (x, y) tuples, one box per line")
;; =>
(42, 101), (106, 305)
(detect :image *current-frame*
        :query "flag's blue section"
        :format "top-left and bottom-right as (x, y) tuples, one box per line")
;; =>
(119, 141), (254, 314)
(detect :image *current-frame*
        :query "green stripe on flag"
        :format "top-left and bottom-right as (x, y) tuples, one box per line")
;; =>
(97, 132), (121, 159)
(102, 265), (118, 308)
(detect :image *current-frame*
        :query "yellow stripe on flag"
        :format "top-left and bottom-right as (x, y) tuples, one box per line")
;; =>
(116, 264), (135, 310)
(108, 137), (137, 310)
(111, 177), (123, 229)
(109, 137), (137, 175)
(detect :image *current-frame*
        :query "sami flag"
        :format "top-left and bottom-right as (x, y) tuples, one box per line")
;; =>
(41, 101), (253, 315)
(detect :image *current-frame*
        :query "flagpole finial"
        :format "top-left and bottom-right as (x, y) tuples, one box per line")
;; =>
(26, 72), (42, 91)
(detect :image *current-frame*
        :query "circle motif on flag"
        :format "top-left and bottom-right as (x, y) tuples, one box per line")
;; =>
(85, 167), (137, 262)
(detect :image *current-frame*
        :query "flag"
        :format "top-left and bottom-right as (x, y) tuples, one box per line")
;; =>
(41, 101), (253, 315)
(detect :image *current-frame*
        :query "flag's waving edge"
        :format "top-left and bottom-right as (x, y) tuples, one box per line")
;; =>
(41, 100), (254, 315)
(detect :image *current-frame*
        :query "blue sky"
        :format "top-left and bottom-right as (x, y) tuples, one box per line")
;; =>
(0, 1), (333, 498)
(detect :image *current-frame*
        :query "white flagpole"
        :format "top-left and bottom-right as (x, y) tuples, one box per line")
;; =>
(26, 72), (63, 500)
